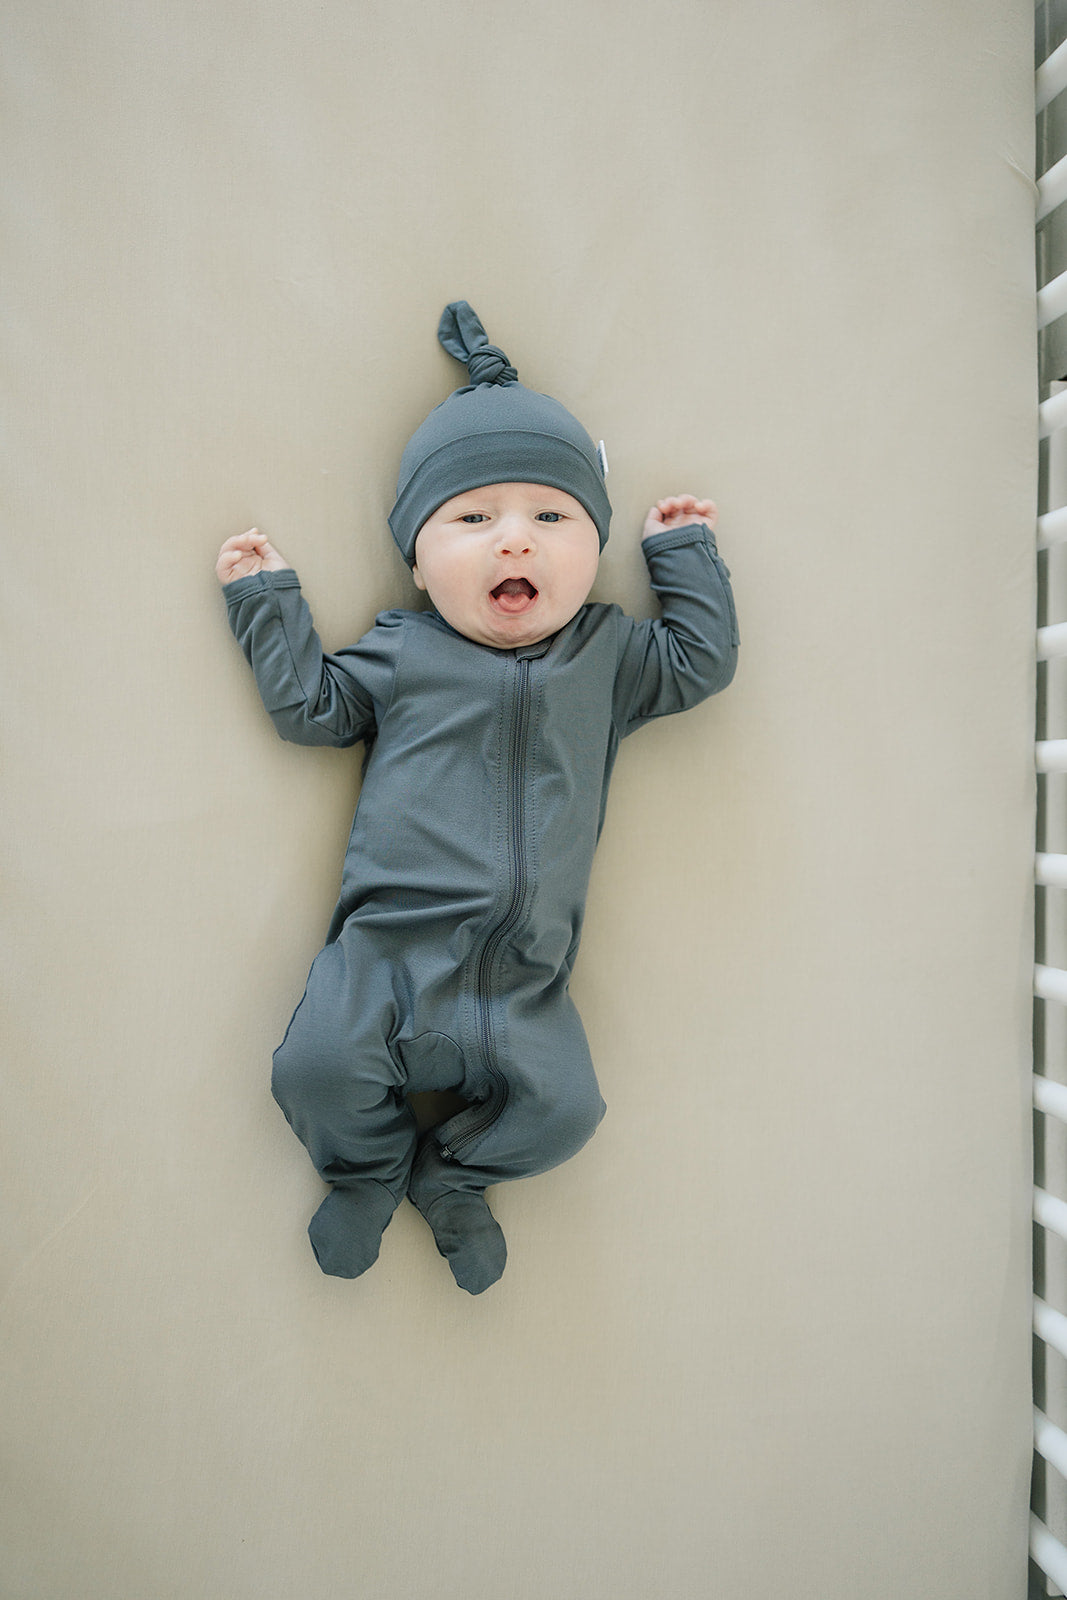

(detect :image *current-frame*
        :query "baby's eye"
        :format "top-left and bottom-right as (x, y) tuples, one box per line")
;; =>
(536, 511), (562, 522)
(460, 513), (488, 523)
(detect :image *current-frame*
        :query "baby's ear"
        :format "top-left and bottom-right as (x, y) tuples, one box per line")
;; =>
(411, 564), (427, 592)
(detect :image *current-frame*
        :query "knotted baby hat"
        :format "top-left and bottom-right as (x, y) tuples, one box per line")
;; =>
(388, 301), (612, 565)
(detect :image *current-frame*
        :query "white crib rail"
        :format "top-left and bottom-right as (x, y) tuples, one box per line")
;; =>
(1032, 12), (1067, 1594)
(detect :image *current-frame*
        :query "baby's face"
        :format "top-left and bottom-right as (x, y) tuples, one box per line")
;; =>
(412, 483), (601, 649)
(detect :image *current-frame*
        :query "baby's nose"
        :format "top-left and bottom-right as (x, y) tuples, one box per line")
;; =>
(495, 518), (535, 557)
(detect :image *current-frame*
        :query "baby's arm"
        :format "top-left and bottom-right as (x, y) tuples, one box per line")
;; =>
(612, 491), (737, 733)
(642, 494), (717, 541)
(216, 528), (292, 586)
(218, 530), (387, 748)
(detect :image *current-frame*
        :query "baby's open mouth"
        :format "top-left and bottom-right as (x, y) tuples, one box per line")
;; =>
(490, 577), (538, 614)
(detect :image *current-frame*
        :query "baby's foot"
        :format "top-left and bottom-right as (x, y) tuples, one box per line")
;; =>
(306, 1180), (399, 1278)
(422, 1190), (507, 1295)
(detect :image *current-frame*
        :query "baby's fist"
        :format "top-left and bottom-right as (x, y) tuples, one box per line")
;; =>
(216, 529), (291, 585)
(642, 495), (718, 541)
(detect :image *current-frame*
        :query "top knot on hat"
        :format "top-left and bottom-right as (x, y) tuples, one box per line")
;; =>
(388, 300), (612, 567)
(437, 302), (518, 387)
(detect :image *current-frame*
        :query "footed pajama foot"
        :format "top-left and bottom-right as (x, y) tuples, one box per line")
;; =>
(307, 1180), (399, 1279)
(420, 1190), (507, 1295)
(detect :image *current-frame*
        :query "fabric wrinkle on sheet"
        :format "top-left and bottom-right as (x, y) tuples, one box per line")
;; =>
(225, 523), (738, 1291)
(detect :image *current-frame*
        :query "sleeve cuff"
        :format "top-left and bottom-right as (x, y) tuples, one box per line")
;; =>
(640, 523), (717, 558)
(222, 568), (301, 605)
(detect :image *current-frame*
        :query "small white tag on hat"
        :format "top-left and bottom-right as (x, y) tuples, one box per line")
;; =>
(597, 439), (609, 476)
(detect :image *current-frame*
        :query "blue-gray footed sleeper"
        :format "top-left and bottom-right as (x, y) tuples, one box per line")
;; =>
(224, 303), (739, 1292)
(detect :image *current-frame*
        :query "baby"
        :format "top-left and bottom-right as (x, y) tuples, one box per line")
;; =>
(218, 301), (739, 1294)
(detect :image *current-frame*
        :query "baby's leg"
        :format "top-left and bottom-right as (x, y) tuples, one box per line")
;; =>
(272, 937), (416, 1279)
(408, 994), (605, 1293)
(409, 1139), (509, 1296)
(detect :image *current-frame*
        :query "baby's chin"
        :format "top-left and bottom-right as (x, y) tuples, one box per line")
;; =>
(472, 615), (559, 649)
(445, 598), (578, 650)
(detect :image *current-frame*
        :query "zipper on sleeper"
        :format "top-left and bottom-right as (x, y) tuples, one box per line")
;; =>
(440, 654), (531, 1159)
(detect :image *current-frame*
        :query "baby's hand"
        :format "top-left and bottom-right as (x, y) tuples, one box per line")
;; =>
(216, 529), (292, 585)
(642, 495), (718, 541)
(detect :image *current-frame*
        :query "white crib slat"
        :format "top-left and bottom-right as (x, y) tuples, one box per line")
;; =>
(1038, 622), (1067, 659)
(1041, 388), (1067, 439)
(1036, 1186), (1067, 1242)
(1039, 268), (1067, 329)
(1037, 742), (1067, 773)
(1035, 1074), (1067, 1124)
(1032, 1513), (1067, 1590)
(1039, 152), (1067, 224)
(1036, 1409), (1067, 1485)
(1039, 506), (1067, 548)
(1036, 966), (1067, 1005)
(1036, 1299), (1067, 1363)
(1038, 40), (1067, 112)
(1037, 854), (1067, 888)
